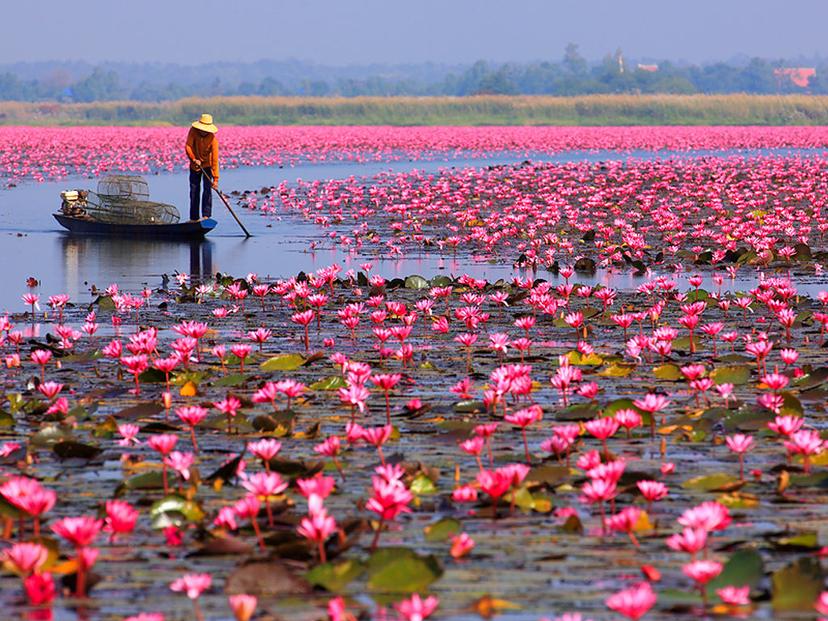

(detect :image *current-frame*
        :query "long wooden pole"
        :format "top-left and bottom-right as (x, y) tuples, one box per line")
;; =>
(201, 169), (251, 238)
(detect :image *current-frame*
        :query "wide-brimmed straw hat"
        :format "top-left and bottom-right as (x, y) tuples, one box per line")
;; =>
(192, 113), (218, 133)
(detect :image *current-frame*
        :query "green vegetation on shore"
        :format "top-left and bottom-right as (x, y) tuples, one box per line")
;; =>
(3, 94), (828, 126)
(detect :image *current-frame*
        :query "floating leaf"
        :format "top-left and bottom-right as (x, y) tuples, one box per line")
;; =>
(261, 354), (306, 372)
(404, 275), (429, 290)
(306, 559), (366, 592)
(775, 532), (819, 550)
(709, 549), (764, 592)
(682, 472), (742, 492)
(410, 474), (438, 496)
(213, 374), (248, 387)
(598, 363), (635, 378)
(557, 402), (600, 421)
(653, 364), (683, 381)
(779, 391), (803, 416)
(565, 351), (603, 366)
(795, 367), (828, 391)
(115, 470), (164, 496)
(717, 492), (759, 509)
(771, 557), (824, 612)
(367, 547), (443, 593)
(309, 376), (348, 391)
(453, 400), (485, 414)
(424, 518), (461, 542)
(684, 288), (709, 302)
(226, 561), (311, 596)
(53, 441), (102, 460)
(430, 275), (452, 287)
(114, 402), (163, 420)
(527, 465), (569, 487)
(179, 381), (198, 397)
(193, 535), (254, 556)
(150, 494), (204, 527)
(711, 365), (751, 386)
(30, 425), (74, 447)
(471, 595), (522, 618)
(137, 368), (167, 383)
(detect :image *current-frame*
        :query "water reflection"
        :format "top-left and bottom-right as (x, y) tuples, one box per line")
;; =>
(60, 236), (216, 295)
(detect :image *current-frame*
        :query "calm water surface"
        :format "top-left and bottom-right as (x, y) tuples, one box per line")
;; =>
(0, 148), (824, 312)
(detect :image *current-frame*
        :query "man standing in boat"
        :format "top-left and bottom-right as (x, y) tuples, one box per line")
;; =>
(185, 114), (219, 221)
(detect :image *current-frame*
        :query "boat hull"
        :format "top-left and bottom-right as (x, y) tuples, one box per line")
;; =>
(54, 215), (217, 238)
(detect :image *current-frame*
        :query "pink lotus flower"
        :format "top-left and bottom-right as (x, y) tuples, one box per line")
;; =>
(450, 532), (475, 559)
(104, 499), (139, 541)
(395, 593), (439, 621)
(2, 542), (48, 574)
(716, 585), (750, 606)
(605, 581), (657, 620)
(24, 572), (55, 606)
(171, 572), (212, 621)
(229, 594), (258, 621)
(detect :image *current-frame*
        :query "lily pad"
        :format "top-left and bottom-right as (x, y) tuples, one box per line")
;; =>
(367, 547), (443, 593)
(681, 472), (742, 492)
(150, 494), (204, 525)
(711, 365), (751, 386)
(771, 557), (824, 612)
(309, 375), (348, 391)
(404, 275), (429, 290)
(653, 364), (683, 381)
(708, 549), (764, 592)
(261, 354), (306, 372)
(226, 560), (312, 596)
(423, 518), (461, 542)
(410, 474), (438, 496)
(213, 374), (248, 387)
(53, 441), (102, 460)
(306, 559), (366, 592)
(115, 470), (165, 496)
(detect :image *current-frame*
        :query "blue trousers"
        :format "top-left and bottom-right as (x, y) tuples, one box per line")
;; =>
(189, 169), (212, 220)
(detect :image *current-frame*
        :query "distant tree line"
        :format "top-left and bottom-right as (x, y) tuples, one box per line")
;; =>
(1, 45), (826, 102)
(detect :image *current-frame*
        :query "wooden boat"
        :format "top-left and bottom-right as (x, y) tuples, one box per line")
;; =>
(56, 175), (218, 239)
(54, 214), (217, 239)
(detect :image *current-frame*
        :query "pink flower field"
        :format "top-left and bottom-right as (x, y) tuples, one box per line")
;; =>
(2, 125), (828, 183)
(2, 125), (828, 620)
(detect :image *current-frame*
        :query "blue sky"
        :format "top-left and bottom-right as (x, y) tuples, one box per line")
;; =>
(4, 0), (827, 65)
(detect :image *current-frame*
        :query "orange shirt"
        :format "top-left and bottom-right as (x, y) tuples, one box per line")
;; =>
(185, 127), (219, 180)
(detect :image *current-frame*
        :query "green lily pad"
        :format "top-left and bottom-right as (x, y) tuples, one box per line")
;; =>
(309, 375), (348, 391)
(711, 365), (751, 386)
(306, 559), (366, 592)
(709, 549), (764, 592)
(653, 364), (683, 381)
(598, 363), (636, 377)
(404, 275), (429, 290)
(771, 557), (824, 612)
(430, 276), (453, 287)
(453, 400), (486, 413)
(682, 472), (742, 492)
(367, 547), (443, 593)
(115, 470), (165, 496)
(261, 354), (306, 372)
(213, 373), (248, 387)
(796, 367), (828, 391)
(410, 474), (438, 496)
(775, 532), (819, 550)
(423, 518), (461, 542)
(150, 494), (205, 527)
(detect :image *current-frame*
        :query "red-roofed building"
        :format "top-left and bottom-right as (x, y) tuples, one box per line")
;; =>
(773, 67), (816, 88)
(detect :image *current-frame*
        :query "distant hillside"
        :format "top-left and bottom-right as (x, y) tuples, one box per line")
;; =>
(3, 94), (828, 126)
(0, 50), (827, 102)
